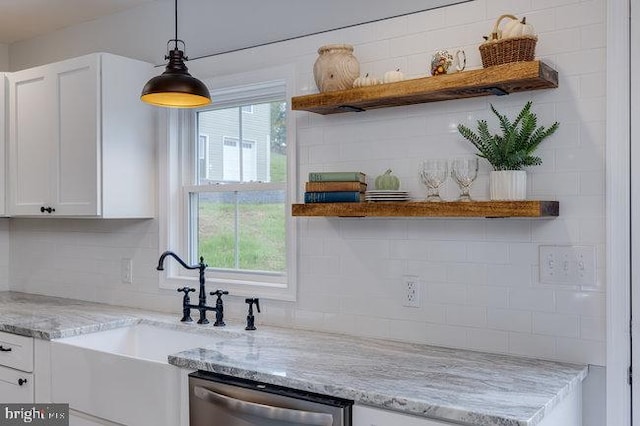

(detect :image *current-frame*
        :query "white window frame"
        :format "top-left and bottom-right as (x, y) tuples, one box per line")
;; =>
(198, 134), (210, 181)
(158, 65), (297, 301)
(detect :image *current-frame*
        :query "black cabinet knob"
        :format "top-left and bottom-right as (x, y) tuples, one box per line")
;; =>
(18, 378), (27, 386)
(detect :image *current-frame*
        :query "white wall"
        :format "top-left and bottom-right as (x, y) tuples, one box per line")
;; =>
(8, 0), (606, 369)
(0, 44), (9, 71)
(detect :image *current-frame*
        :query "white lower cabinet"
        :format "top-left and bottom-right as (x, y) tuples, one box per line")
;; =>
(353, 385), (581, 426)
(0, 331), (34, 403)
(69, 409), (123, 426)
(0, 366), (33, 403)
(353, 405), (451, 426)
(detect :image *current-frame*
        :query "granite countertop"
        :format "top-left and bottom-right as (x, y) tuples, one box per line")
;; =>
(0, 292), (587, 426)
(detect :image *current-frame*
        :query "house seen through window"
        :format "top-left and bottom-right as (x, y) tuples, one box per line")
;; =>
(190, 99), (287, 275)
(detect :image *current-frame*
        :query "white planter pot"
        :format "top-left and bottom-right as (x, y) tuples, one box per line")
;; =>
(490, 170), (527, 200)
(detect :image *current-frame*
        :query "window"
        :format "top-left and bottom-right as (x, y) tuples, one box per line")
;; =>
(191, 101), (285, 274)
(159, 66), (296, 301)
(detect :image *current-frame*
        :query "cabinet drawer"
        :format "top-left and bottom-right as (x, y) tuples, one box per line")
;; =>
(0, 365), (33, 403)
(0, 331), (34, 372)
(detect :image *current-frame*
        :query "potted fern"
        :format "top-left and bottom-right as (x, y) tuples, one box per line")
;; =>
(457, 101), (559, 200)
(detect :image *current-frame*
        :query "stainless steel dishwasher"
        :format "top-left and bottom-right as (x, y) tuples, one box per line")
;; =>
(189, 371), (353, 426)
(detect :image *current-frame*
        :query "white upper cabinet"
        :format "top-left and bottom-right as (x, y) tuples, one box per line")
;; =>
(8, 53), (155, 218)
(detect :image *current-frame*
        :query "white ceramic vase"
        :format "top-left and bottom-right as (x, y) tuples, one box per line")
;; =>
(313, 44), (360, 93)
(490, 170), (527, 200)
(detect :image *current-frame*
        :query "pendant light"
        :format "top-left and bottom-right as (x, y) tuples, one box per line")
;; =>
(140, 0), (211, 108)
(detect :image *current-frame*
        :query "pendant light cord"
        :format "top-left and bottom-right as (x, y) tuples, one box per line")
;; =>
(174, 0), (178, 49)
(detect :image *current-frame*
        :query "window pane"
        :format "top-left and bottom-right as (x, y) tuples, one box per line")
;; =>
(196, 190), (286, 273)
(197, 101), (286, 185)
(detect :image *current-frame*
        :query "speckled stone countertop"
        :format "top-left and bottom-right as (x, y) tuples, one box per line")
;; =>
(0, 292), (587, 426)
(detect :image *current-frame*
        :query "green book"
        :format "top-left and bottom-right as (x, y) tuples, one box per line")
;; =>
(308, 172), (366, 183)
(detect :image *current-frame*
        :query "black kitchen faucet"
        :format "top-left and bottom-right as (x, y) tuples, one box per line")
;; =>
(156, 251), (228, 325)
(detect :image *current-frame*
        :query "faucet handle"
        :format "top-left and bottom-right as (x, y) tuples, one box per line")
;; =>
(209, 289), (229, 298)
(177, 287), (196, 294)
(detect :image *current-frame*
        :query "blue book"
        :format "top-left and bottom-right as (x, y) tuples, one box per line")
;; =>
(304, 191), (364, 203)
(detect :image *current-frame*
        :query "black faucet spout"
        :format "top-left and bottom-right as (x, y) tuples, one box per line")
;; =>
(157, 250), (200, 271)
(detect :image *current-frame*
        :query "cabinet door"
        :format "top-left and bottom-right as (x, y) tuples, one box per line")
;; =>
(50, 55), (100, 216)
(8, 66), (55, 216)
(0, 366), (33, 403)
(353, 405), (454, 426)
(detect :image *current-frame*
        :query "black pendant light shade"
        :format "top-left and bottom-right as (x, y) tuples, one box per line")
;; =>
(140, 0), (211, 108)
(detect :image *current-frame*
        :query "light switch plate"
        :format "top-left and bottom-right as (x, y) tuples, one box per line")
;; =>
(539, 245), (596, 287)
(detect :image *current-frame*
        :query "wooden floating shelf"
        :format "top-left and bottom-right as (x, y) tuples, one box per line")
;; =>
(291, 201), (559, 218)
(292, 61), (558, 115)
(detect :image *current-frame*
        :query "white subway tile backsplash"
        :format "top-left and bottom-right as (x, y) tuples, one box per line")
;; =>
(446, 305), (487, 327)
(509, 332), (556, 359)
(556, 291), (605, 317)
(537, 28), (581, 55)
(447, 263), (488, 284)
(556, 337), (605, 365)
(580, 23), (605, 49)
(488, 308), (532, 332)
(427, 241), (467, 262)
(533, 312), (579, 337)
(467, 242), (509, 264)
(580, 316), (606, 342)
(426, 282), (468, 304)
(510, 287), (555, 312)
(467, 285), (509, 308)
(466, 328), (509, 353)
(6, 0), (606, 366)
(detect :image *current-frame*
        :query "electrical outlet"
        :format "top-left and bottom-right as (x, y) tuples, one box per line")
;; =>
(121, 258), (133, 284)
(402, 275), (421, 308)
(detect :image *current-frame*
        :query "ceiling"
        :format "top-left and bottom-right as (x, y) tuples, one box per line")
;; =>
(0, 0), (470, 47)
(0, 0), (157, 44)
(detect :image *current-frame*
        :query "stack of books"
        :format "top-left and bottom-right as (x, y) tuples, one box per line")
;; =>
(304, 172), (367, 203)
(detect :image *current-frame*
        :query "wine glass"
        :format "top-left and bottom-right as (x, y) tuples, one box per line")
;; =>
(451, 157), (479, 201)
(420, 159), (449, 202)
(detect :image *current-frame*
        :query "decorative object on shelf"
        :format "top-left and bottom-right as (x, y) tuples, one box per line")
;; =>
(479, 14), (537, 68)
(313, 44), (360, 92)
(365, 190), (411, 202)
(140, 0), (211, 108)
(419, 159), (449, 202)
(457, 101), (559, 200)
(308, 171), (366, 183)
(451, 157), (479, 202)
(374, 169), (400, 190)
(382, 68), (405, 83)
(353, 73), (380, 88)
(304, 171), (366, 203)
(430, 49), (466, 76)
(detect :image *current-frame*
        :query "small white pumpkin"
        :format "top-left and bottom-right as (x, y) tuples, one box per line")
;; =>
(353, 73), (380, 88)
(502, 16), (536, 39)
(383, 68), (405, 83)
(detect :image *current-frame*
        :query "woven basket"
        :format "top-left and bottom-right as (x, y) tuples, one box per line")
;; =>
(479, 14), (537, 67)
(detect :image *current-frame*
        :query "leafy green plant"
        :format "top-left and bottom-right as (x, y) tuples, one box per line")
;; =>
(457, 101), (559, 171)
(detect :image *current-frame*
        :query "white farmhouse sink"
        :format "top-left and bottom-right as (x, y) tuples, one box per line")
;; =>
(50, 323), (235, 426)
(54, 323), (224, 362)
